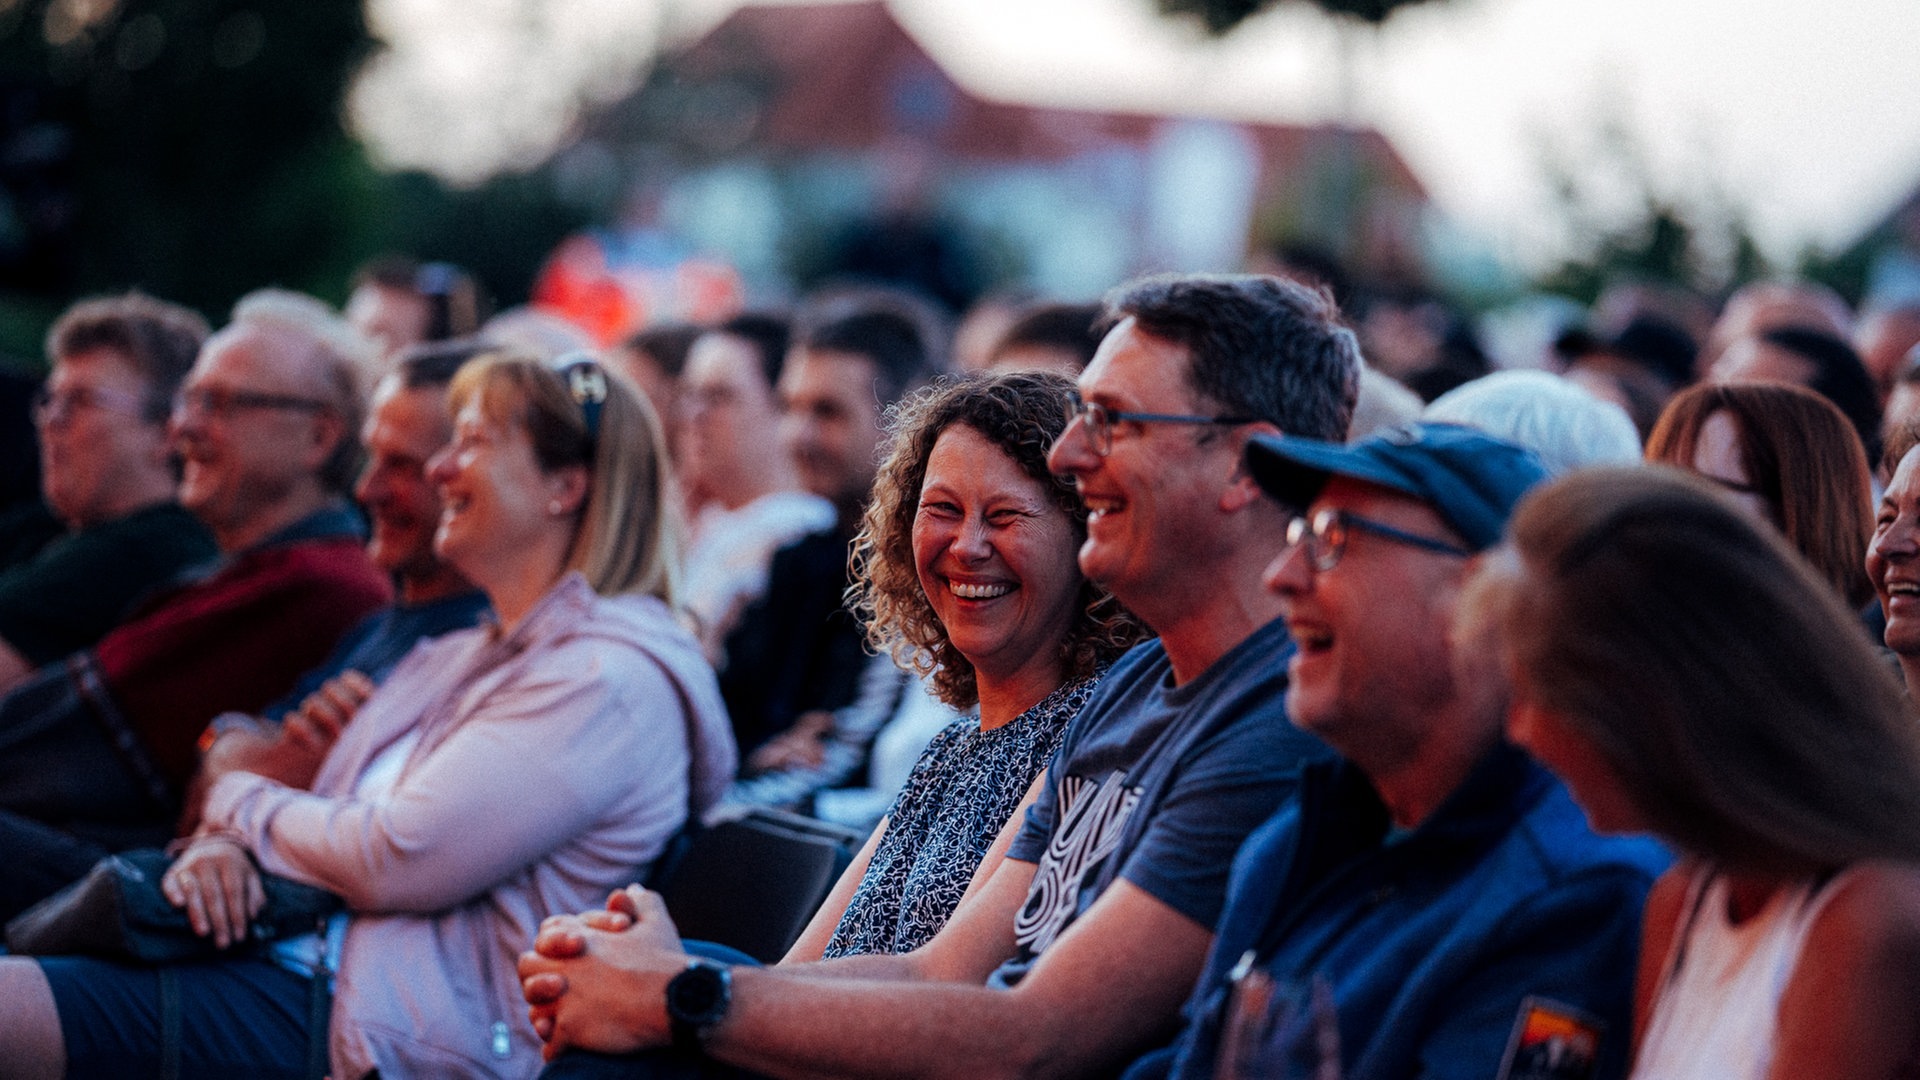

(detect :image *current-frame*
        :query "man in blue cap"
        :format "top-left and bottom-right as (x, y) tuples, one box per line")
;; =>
(1127, 423), (1668, 1080)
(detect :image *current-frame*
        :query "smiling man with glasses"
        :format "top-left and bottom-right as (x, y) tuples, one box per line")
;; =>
(0, 290), (391, 919)
(0, 293), (218, 697)
(1126, 423), (1668, 1080)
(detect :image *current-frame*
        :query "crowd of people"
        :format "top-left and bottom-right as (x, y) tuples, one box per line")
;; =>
(0, 255), (1915, 1080)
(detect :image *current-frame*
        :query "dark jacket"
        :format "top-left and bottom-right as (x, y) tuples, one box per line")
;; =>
(1129, 742), (1670, 1080)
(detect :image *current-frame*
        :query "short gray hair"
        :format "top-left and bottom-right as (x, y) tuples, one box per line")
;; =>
(1425, 370), (1641, 476)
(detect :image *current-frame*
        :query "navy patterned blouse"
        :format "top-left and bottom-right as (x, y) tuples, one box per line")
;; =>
(822, 671), (1103, 958)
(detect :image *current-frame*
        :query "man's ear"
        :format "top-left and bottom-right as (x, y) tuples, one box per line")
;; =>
(1219, 421), (1282, 513)
(306, 410), (347, 472)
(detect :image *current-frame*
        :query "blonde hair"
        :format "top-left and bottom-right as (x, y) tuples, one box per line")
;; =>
(448, 352), (681, 603)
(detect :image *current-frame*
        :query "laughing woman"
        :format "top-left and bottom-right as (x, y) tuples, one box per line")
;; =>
(781, 370), (1149, 961)
(1466, 466), (1920, 1080)
(0, 353), (736, 1079)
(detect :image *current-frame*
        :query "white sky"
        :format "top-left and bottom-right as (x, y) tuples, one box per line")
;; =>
(351, 0), (1920, 273)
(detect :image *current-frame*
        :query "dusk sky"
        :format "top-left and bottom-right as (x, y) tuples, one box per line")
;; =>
(352, 0), (1920, 272)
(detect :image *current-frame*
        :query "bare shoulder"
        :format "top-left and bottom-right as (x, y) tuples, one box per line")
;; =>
(1809, 861), (1920, 960)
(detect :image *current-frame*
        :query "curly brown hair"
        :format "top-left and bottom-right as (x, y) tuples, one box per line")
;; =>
(848, 371), (1149, 710)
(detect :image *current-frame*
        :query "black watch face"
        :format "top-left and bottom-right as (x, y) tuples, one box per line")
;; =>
(669, 962), (730, 1027)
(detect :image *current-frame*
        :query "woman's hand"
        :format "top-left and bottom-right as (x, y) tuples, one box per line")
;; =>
(284, 670), (375, 756)
(161, 835), (264, 950)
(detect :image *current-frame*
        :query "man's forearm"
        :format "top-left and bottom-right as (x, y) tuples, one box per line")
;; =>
(706, 969), (1057, 1080)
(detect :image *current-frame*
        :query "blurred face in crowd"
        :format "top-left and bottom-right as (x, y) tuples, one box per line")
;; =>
(1264, 478), (1468, 773)
(170, 326), (341, 550)
(914, 423), (1080, 693)
(357, 375), (461, 595)
(1046, 318), (1239, 616)
(681, 332), (785, 510)
(1712, 336), (1813, 389)
(347, 283), (433, 362)
(778, 347), (885, 512)
(34, 347), (172, 530)
(1869, 445), (1920, 664)
(1687, 409), (1772, 525)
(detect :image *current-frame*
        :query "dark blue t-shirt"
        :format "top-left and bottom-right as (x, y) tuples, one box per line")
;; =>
(261, 590), (490, 721)
(991, 617), (1331, 990)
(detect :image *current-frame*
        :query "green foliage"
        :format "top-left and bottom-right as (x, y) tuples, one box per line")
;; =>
(1156, 0), (1446, 33)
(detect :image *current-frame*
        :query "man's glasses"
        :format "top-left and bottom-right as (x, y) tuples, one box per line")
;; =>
(1284, 507), (1473, 572)
(1065, 394), (1256, 457)
(31, 385), (151, 426)
(171, 386), (331, 422)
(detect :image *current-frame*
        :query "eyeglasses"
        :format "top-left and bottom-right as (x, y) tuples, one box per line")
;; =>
(31, 384), (151, 426)
(1284, 507), (1473, 572)
(171, 386), (332, 421)
(554, 353), (607, 441)
(1065, 394), (1256, 457)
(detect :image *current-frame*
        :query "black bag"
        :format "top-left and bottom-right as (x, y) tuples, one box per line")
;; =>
(4, 847), (342, 963)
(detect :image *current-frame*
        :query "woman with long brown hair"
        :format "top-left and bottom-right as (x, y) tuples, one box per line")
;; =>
(1467, 466), (1920, 1080)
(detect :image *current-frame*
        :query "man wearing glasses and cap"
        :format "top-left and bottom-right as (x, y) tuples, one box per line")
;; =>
(0, 290), (391, 917)
(518, 272), (1357, 1079)
(1125, 423), (1667, 1080)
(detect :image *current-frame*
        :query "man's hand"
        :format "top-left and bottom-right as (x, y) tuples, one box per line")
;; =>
(519, 886), (691, 1060)
(161, 835), (264, 950)
(284, 670), (375, 755)
(747, 710), (835, 773)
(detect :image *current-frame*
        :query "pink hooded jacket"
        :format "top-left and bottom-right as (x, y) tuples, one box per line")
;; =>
(205, 573), (736, 1079)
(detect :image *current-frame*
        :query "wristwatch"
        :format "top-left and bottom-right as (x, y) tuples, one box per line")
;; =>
(664, 958), (733, 1050)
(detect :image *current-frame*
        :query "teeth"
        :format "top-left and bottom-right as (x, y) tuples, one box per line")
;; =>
(950, 582), (1012, 599)
(1892, 583), (1920, 597)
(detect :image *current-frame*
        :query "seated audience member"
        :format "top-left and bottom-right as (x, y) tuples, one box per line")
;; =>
(775, 370), (1150, 959)
(0, 292), (391, 857)
(344, 254), (485, 364)
(985, 302), (1102, 375)
(0, 293), (217, 694)
(0, 353), (735, 1079)
(677, 313), (834, 658)
(0, 341), (491, 920)
(1869, 424), (1920, 696)
(1353, 286), (1491, 402)
(1132, 424), (1667, 1080)
(1701, 278), (1853, 373)
(1647, 382), (1875, 610)
(718, 292), (935, 757)
(612, 321), (702, 451)
(1558, 315), (1698, 440)
(186, 341), (493, 801)
(1348, 364), (1424, 442)
(1425, 368), (1643, 474)
(1882, 348), (1920, 471)
(1469, 466), (1920, 1079)
(1855, 300), (1920, 402)
(517, 273), (1358, 1078)
(1711, 325), (1881, 464)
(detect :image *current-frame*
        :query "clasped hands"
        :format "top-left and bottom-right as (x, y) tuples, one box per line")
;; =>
(519, 884), (693, 1060)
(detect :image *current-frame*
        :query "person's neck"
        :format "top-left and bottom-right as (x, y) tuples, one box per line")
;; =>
(1899, 655), (1920, 706)
(715, 464), (798, 514)
(1136, 548), (1285, 686)
(1366, 713), (1503, 831)
(975, 658), (1069, 731)
(475, 541), (573, 637)
(209, 487), (334, 553)
(398, 563), (478, 607)
(1718, 870), (1791, 925)
(65, 482), (174, 531)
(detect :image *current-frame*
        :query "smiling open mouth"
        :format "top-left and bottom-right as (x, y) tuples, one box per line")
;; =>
(950, 581), (1013, 599)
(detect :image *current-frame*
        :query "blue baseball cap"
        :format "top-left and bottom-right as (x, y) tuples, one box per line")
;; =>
(1245, 422), (1551, 552)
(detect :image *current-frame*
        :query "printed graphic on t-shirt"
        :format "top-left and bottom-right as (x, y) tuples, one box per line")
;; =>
(1012, 769), (1141, 958)
(1498, 996), (1603, 1080)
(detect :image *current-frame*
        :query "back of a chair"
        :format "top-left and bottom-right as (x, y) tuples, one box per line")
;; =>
(654, 808), (864, 962)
